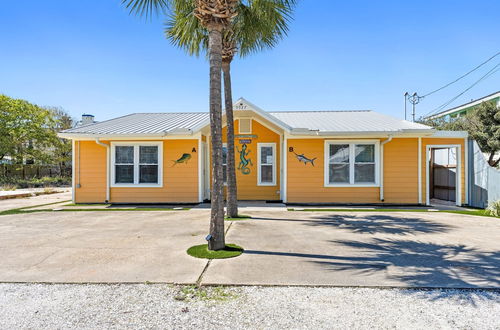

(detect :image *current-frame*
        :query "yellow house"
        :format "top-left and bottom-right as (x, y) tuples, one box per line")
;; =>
(59, 98), (469, 206)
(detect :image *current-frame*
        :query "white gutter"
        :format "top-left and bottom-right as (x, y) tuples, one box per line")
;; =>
(379, 135), (393, 201)
(95, 138), (110, 203)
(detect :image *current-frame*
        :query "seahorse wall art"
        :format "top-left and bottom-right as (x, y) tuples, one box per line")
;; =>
(289, 147), (316, 166)
(236, 143), (253, 174)
(172, 153), (192, 166)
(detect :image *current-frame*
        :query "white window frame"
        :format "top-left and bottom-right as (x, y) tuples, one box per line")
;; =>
(111, 141), (163, 188)
(257, 143), (277, 186)
(324, 140), (380, 187)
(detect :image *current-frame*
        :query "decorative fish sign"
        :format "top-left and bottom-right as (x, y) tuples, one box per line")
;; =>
(172, 153), (192, 166)
(294, 152), (316, 166)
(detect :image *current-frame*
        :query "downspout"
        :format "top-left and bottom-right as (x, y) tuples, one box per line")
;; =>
(95, 138), (110, 203)
(380, 135), (393, 201)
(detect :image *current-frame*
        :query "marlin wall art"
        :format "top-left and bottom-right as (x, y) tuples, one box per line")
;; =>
(293, 151), (316, 166)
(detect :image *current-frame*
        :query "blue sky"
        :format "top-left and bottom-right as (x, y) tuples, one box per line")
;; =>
(1, 0), (499, 121)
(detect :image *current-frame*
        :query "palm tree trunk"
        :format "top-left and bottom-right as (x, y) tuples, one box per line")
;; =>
(222, 60), (238, 218)
(207, 27), (225, 251)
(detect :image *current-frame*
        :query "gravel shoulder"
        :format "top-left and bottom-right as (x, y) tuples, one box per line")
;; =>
(0, 284), (499, 329)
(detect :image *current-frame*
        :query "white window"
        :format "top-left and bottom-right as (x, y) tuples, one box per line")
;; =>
(324, 141), (379, 187)
(258, 143), (276, 186)
(111, 142), (162, 187)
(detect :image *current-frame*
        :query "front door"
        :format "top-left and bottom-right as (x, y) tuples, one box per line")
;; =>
(430, 147), (457, 202)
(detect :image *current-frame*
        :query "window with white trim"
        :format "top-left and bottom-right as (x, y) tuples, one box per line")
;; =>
(325, 141), (379, 186)
(112, 142), (162, 187)
(258, 143), (276, 186)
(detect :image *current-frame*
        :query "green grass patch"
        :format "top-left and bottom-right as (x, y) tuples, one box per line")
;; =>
(0, 205), (189, 216)
(174, 285), (238, 302)
(64, 203), (111, 207)
(225, 214), (251, 221)
(187, 244), (244, 259)
(288, 208), (498, 218)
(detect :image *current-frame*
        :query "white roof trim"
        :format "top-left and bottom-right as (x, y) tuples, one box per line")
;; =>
(429, 91), (500, 119)
(190, 97), (292, 133)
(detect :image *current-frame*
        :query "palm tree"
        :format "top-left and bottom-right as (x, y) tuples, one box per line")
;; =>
(166, 0), (295, 218)
(122, 0), (237, 250)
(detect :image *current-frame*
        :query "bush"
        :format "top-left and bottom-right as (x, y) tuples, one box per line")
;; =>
(486, 200), (500, 217)
(0, 176), (70, 188)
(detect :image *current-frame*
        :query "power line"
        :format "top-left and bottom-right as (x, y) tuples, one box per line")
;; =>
(421, 51), (500, 98)
(424, 62), (500, 117)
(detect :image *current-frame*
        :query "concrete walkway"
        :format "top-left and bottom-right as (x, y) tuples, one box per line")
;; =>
(0, 208), (498, 288)
(0, 190), (72, 212)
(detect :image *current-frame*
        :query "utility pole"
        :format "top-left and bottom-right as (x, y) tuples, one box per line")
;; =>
(404, 92), (422, 122)
(404, 92), (409, 120)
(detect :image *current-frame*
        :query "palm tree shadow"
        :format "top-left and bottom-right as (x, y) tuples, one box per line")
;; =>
(314, 239), (500, 303)
(307, 214), (452, 235)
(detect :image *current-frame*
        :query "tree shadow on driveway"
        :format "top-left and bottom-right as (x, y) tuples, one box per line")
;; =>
(244, 239), (500, 303)
(251, 213), (452, 235)
(306, 214), (452, 235)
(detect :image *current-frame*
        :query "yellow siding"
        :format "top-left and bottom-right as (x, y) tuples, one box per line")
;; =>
(210, 119), (281, 200)
(383, 138), (419, 203)
(74, 139), (199, 203)
(74, 141), (107, 203)
(286, 139), (380, 203)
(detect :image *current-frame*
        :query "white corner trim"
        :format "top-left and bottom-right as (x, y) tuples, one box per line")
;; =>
(418, 137), (422, 205)
(257, 143), (277, 186)
(198, 137), (203, 203)
(283, 137), (288, 202)
(323, 139), (380, 187)
(464, 137), (469, 205)
(71, 140), (76, 203)
(110, 141), (163, 188)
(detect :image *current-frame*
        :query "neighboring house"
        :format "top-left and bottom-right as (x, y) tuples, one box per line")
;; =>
(59, 98), (468, 206)
(427, 90), (500, 121)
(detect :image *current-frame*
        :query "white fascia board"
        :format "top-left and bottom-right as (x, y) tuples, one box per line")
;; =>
(57, 132), (201, 140)
(234, 97), (292, 132)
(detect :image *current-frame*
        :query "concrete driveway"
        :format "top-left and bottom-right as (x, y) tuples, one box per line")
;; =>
(0, 209), (499, 288)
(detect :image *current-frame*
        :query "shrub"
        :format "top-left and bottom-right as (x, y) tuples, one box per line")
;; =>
(1, 184), (17, 191)
(0, 176), (70, 188)
(486, 200), (500, 217)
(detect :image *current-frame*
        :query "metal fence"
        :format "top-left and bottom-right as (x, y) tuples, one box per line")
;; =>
(467, 139), (500, 208)
(0, 164), (71, 179)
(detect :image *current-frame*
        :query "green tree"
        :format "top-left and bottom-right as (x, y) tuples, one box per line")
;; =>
(49, 107), (75, 174)
(422, 100), (500, 167)
(0, 94), (57, 164)
(165, 0), (295, 217)
(122, 0), (238, 250)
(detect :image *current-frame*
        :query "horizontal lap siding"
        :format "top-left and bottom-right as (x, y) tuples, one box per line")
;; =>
(75, 139), (199, 204)
(216, 119), (281, 201)
(75, 141), (107, 203)
(286, 139), (380, 203)
(111, 140), (199, 203)
(383, 138), (418, 203)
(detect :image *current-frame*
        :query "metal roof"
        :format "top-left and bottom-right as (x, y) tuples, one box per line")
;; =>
(269, 110), (432, 133)
(62, 112), (209, 135)
(60, 99), (433, 137)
